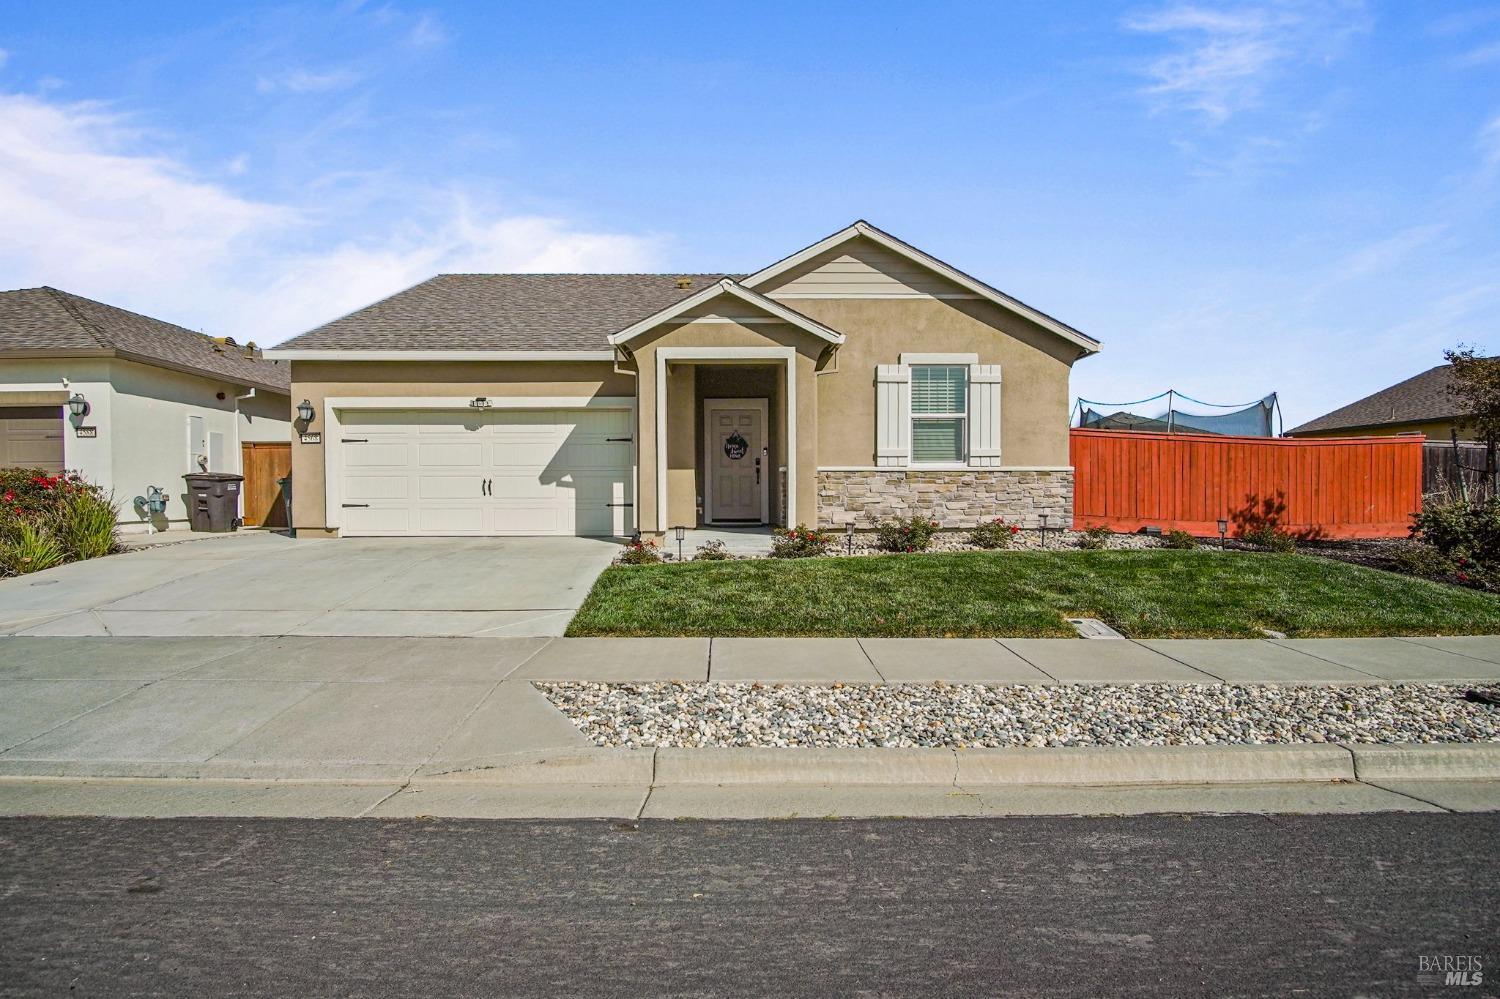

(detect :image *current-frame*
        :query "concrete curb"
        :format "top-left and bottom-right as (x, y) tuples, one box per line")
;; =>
(1346, 742), (1500, 781)
(954, 744), (1354, 786)
(431, 742), (1500, 788)
(5, 743), (1497, 789)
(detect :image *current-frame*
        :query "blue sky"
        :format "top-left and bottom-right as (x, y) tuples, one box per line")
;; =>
(1, 1), (1497, 427)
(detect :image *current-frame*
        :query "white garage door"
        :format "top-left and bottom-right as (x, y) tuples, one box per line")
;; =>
(337, 408), (633, 537)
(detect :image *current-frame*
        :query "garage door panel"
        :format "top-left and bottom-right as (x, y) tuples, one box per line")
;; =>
(418, 442), (484, 466)
(417, 506), (487, 534)
(341, 506), (413, 534)
(338, 407), (631, 537)
(344, 442), (410, 467)
(344, 475), (411, 501)
(417, 475), (485, 500)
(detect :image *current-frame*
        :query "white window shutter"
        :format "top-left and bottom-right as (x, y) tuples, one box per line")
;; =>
(875, 364), (910, 467)
(968, 364), (1001, 467)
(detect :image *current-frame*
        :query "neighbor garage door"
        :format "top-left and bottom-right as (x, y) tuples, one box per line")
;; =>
(0, 407), (65, 472)
(337, 408), (633, 537)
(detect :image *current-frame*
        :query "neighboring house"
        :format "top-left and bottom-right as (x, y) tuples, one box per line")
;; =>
(267, 221), (1100, 538)
(0, 287), (293, 530)
(1286, 362), (1476, 441)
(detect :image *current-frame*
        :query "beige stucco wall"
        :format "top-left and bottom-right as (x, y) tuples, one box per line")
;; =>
(0, 356), (292, 529)
(783, 298), (1084, 469)
(287, 359), (634, 533)
(626, 320), (825, 533)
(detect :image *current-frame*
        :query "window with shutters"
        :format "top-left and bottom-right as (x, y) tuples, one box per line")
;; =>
(910, 365), (967, 464)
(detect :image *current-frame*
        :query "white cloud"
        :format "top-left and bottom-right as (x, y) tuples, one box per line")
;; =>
(1124, 1), (1369, 121)
(1457, 39), (1500, 66)
(0, 92), (662, 344)
(1331, 224), (1447, 282)
(255, 67), (363, 95)
(408, 13), (447, 49)
(1481, 113), (1500, 170)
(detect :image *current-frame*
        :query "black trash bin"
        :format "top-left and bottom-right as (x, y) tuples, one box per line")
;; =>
(182, 472), (243, 533)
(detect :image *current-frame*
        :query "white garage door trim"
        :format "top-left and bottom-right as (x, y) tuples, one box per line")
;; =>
(324, 396), (636, 536)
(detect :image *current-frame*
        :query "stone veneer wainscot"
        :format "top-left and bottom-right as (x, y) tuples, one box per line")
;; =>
(817, 469), (1074, 529)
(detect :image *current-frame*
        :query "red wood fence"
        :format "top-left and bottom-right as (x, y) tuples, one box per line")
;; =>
(1070, 429), (1424, 539)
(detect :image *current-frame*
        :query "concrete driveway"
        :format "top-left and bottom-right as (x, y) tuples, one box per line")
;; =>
(0, 533), (621, 638)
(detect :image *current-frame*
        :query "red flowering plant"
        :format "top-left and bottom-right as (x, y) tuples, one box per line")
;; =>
(0, 468), (119, 575)
(966, 516), (1019, 550)
(770, 524), (834, 559)
(617, 536), (663, 565)
(875, 516), (941, 553)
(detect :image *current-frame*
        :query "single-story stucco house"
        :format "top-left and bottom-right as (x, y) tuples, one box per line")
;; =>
(267, 221), (1101, 538)
(0, 287), (293, 530)
(1286, 361), (1477, 441)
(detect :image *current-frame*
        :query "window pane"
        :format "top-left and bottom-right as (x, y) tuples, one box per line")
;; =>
(911, 365), (967, 414)
(912, 418), (965, 463)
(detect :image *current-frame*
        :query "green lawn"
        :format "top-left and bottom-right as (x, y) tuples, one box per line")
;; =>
(565, 549), (1500, 639)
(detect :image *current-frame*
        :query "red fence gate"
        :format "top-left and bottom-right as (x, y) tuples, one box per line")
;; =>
(1070, 429), (1424, 539)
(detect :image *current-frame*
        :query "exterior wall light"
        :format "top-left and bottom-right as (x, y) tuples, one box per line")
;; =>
(673, 525), (686, 561)
(296, 399), (315, 424)
(1217, 518), (1229, 549)
(67, 392), (89, 418)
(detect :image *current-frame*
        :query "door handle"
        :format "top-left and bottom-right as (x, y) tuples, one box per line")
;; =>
(755, 455), (761, 485)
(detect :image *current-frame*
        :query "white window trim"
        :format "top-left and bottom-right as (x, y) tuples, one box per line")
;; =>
(319, 395), (636, 533)
(903, 355), (974, 467)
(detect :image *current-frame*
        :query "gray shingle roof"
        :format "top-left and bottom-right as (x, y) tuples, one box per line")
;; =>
(0, 287), (289, 393)
(1287, 363), (1463, 434)
(277, 273), (737, 351)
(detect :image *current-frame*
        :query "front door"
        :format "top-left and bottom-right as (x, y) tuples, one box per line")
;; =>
(704, 399), (767, 523)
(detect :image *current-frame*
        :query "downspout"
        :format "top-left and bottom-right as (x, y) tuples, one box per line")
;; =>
(234, 386), (255, 522)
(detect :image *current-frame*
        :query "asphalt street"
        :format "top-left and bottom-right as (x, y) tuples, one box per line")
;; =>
(1, 813), (1495, 997)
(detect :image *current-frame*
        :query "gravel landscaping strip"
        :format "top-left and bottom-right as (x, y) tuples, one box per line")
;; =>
(537, 681), (1500, 749)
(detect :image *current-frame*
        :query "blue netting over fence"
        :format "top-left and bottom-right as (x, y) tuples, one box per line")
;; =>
(1074, 391), (1281, 437)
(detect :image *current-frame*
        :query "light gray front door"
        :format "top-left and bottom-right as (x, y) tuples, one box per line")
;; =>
(704, 400), (766, 523)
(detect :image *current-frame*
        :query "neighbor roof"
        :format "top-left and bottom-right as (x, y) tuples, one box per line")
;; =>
(1287, 363), (1464, 435)
(0, 287), (290, 394)
(276, 273), (735, 352)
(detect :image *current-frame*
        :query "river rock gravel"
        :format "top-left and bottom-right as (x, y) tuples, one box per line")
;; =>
(536, 681), (1500, 749)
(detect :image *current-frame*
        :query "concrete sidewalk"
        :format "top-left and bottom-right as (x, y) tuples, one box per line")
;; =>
(0, 634), (1498, 819)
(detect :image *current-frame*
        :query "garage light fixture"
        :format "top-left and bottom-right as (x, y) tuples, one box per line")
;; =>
(67, 392), (89, 418)
(296, 399), (315, 424)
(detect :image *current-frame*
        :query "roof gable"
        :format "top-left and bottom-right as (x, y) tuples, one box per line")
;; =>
(743, 220), (1100, 354)
(607, 279), (845, 347)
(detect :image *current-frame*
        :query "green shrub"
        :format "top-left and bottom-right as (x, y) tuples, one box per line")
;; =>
(56, 488), (120, 560)
(693, 539), (733, 561)
(967, 517), (1020, 550)
(1411, 499), (1500, 565)
(1386, 542), (1458, 579)
(1075, 526), (1112, 550)
(1160, 529), (1198, 550)
(617, 539), (663, 565)
(875, 516), (940, 553)
(1243, 524), (1297, 552)
(0, 521), (66, 575)
(770, 525), (834, 559)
